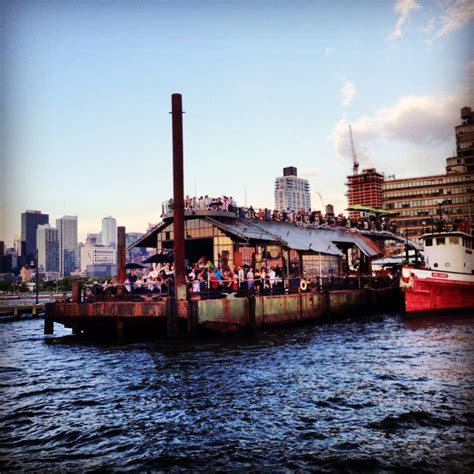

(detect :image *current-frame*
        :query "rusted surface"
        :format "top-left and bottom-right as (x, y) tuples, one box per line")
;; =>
(197, 297), (248, 329)
(51, 287), (401, 335)
(53, 301), (168, 318)
(256, 293), (324, 327)
(117, 226), (126, 284)
(171, 93), (186, 301)
(71, 281), (81, 303)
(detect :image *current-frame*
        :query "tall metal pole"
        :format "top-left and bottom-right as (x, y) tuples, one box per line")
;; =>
(171, 93), (186, 301)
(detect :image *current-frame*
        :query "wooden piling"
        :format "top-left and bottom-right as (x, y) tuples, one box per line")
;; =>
(72, 281), (82, 303)
(248, 295), (256, 334)
(44, 303), (54, 334)
(116, 320), (125, 343)
(188, 299), (199, 337)
(166, 298), (175, 338)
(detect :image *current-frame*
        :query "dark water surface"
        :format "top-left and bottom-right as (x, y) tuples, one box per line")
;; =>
(1, 313), (473, 472)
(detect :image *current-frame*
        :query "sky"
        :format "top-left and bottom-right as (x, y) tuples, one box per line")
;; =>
(0, 0), (473, 245)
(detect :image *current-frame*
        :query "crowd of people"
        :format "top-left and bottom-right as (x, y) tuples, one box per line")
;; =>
(185, 257), (284, 295)
(162, 195), (397, 233)
(87, 258), (288, 300)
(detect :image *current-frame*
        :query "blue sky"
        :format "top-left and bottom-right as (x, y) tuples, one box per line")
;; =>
(1, 0), (472, 244)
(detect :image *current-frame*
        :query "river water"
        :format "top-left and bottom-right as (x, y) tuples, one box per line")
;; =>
(1, 313), (473, 472)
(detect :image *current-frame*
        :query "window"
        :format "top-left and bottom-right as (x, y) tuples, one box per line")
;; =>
(436, 238), (445, 245)
(425, 238), (433, 247)
(448, 237), (459, 245)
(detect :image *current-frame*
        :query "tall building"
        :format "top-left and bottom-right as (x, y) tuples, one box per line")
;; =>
(274, 167), (311, 212)
(0, 241), (4, 273)
(346, 168), (384, 219)
(56, 216), (78, 277)
(382, 107), (473, 240)
(36, 224), (59, 273)
(21, 210), (49, 263)
(101, 216), (117, 248)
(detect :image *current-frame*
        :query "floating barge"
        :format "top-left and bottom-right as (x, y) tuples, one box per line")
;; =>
(45, 93), (405, 339)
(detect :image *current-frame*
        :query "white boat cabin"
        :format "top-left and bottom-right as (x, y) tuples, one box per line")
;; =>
(422, 231), (473, 275)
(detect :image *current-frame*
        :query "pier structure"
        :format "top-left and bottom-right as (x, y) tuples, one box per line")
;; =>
(45, 93), (406, 339)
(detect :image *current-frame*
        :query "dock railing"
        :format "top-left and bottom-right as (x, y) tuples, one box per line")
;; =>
(73, 275), (398, 304)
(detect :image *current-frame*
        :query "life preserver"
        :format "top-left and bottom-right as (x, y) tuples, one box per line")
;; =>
(300, 279), (307, 292)
(149, 270), (159, 278)
(400, 268), (414, 290)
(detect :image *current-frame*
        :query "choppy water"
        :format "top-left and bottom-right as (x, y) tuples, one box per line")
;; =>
(1, 313), (473, 472)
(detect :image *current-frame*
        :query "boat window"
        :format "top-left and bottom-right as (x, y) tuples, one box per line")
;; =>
(436, 238), (445, 245)
(424, 238), (433, 247)
(448, 237), (459, 245)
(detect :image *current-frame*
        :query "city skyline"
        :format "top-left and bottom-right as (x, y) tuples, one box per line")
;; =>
(1, 0), (472, 244)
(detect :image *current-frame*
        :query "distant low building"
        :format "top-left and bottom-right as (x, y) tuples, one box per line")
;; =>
(86, 265), (117, 279)
(81, 244), (117, 277)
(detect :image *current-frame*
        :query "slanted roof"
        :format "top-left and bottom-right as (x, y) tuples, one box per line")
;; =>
(127, 220), (169, 250)
(129, 215), (389, 258)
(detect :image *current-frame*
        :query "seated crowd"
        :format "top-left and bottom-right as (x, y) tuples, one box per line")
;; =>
(86, 257), (286, 300)
(162, 196), (397, 233)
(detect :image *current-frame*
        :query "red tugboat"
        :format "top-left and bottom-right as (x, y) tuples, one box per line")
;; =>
(401, 230), (474, 315)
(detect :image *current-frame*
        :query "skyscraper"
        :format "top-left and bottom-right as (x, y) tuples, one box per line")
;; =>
(21, 210), (49, 263)
(274, 167), (311, 212)
(101, 216), (117, 248)
(56, 216), (78, 277)
(36, 224), (59, 273)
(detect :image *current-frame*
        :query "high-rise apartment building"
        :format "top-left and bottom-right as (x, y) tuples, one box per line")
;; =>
(274, 167), (311, 212)
(382, 107), (473, 240)
(56, 216), (78, 277)
(36, 224), (59, 273)
(21, 210), (49, 263)
(346, 168), (384, 219)
(101, 216), (117, 248)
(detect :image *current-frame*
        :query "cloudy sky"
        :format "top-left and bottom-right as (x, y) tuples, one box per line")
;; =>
(0, 0), (472, 244)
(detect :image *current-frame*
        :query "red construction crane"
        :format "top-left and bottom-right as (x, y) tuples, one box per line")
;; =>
(348, 124), (359, 175)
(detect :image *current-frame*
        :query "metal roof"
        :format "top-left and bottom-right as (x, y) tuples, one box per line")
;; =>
(130, 215), (389, 257)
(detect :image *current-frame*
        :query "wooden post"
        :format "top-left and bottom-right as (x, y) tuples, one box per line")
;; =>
(72, 280), (82, 303)
(188, 299), (199, 337)
(44, 302), (54, 334)
(166, 297), (175, 338)
(171, 93), (187, 302)
(248, 295), (256, 335)
(116, 320), (125, 343)
(117, 226), (126, 285)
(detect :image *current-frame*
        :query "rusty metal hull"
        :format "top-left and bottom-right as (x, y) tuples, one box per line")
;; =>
(49, 287), (401, 336)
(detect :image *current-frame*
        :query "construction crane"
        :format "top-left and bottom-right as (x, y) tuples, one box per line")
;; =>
(348, 124), (359, 175)
(317, 191), (325, 209)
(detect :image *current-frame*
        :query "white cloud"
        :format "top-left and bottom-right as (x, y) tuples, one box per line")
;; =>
(388, 0), (422, 41)
(419, 17), (435, 33)
(300, 168), (320, 178)
(436, 0), (474, 37)
(324, 47), (334, 55)
(329, 93), (466, 163)
(340, 80), (356, 107)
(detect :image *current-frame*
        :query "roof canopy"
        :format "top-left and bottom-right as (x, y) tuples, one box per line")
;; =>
(129, 216), (393, 258)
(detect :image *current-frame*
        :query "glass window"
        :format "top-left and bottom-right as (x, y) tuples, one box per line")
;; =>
(448, 237), (459, 245)
(424, 238), (432, 247)
(436, 238), (445, 245)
